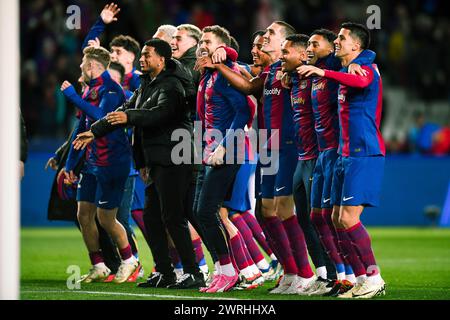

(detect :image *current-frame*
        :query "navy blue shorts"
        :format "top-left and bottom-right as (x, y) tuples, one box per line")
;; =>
(224, 161), (257, 213)
(77, 163), (130, 210)
(260, 147), (297, 199)
(311, 149), (339, 209)
(331, 155), (385, 207)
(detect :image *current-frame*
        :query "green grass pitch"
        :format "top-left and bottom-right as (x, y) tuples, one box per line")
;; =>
(21, 227), (450, 300)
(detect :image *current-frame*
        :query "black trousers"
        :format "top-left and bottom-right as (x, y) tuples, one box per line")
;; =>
(143, 164), (199, 276)
(195, 164), (241, 257)
(293, 158), (336, 278)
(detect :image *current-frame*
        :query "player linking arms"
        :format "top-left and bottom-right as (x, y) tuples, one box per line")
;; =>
(298, 22), (386, 299)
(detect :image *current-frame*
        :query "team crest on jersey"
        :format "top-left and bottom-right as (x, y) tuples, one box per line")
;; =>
(90, 90), (98, 100)
(275, 71), (283, 81)
(300, 80), (308, 89)
(338, 93), (346, 102)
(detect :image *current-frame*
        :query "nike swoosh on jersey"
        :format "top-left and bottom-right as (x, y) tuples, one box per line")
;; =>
(98, 201), (109, 204)
(323, 198), (331, 203)
(343, 196), (354, 201)
(275, 186), (286, 192)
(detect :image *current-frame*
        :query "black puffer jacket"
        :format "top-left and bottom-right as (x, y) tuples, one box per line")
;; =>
(91, 59), (194, 168)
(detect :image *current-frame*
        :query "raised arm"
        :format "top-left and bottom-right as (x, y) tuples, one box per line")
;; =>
(81, 3), (120, 50)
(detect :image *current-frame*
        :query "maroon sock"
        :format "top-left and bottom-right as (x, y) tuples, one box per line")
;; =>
(119, 244), (133, 260)
(311, 209), (344, 265)
(168, 245), (182, 268)
(241, 211), (274, 256)
(231, 215), (265, 264)
(282, 215), (314, 278)
(263, 216), (298, 275)
(131, 210), (149, 241)
(322, 208), (347, 262)
(89, 251), (104, 265)
(336, 227), (366, 277)
(236, 231), (256, 268)
(261, 223), (280, 260)
(345, 222), (379, 276)
(192, 238), (204, 264)
(219, 254), (232, 266)
(229, 233), (251, 271)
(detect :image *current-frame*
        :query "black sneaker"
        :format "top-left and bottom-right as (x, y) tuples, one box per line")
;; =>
(137, 272), (176, 288)
(166, 273), (206, 289)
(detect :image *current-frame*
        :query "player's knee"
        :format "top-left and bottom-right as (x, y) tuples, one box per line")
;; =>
(338, 212), (356, 229)
(97, 212), (115, 230)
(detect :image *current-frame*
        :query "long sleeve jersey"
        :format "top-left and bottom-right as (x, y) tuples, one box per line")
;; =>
(323, 50), (385, 157)
(64, 71), (131, 171)
(197, 61), (252, 163)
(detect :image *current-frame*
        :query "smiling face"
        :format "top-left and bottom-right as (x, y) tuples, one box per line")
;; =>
(138, 45), (163, 73)
(306, 34), (334, 65)
(198, 32), (223, 57)
(334, 28), (359, 59)
(251, 34), (271, 67)
(262, 23), (285, 60)
(280, 40), (307, 72)
(170, 29), (198, 59)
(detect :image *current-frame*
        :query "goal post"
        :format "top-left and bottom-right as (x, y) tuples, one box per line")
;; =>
(0, 0), (20, 300)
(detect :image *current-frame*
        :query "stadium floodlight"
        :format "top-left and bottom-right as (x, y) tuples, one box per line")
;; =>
(0, 0), (20, 300)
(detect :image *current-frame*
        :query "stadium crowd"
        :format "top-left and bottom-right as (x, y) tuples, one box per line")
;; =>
(21, 0), (450, 155)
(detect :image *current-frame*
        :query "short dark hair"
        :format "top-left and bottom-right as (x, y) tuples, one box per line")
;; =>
(251, 30), (265, 43)
(230, 36), (240, 54)
(274, 21), (297, 38)
(110, 35), (141, 62)
(340, 22), (371, 49)
(310, 28), (337, 44)
(144, 38), (172, 62)
(285, 34), (310, 49)
(202, 25), (231, 46)
(109, 62), (125, 83)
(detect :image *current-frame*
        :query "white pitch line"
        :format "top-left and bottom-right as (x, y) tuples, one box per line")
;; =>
(22, 290), (247, 300)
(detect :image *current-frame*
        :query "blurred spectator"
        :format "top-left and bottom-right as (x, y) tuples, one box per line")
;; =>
(407, 111), (450, 155)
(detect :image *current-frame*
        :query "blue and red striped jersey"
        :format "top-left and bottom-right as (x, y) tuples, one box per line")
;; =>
(66, 71), (131, 170)
(123, 68), (141, 92)
(310, 54), (341, 152)
(323, 50), (385, 157)
(258, 60), (295, 150)
(290, 73), (318, 160)
(197, 62), (252, 163)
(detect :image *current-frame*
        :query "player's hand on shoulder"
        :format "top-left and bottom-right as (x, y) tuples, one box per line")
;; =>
(348, 63), (368, 76)
(297, 65), (324, 78)
(212, 47), (227, 64)
(100, 3), (120, 24)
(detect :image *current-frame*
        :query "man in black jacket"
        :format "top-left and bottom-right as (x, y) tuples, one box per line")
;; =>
(73, 38), (204, 289)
